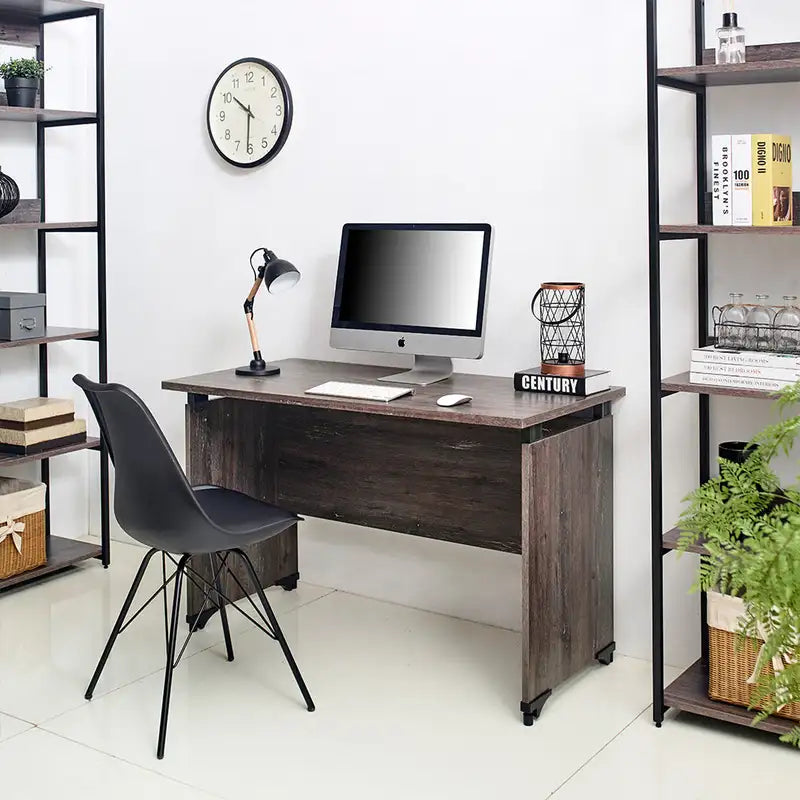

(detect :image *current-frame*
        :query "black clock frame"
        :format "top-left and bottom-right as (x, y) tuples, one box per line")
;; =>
(206, 57), (293, 169)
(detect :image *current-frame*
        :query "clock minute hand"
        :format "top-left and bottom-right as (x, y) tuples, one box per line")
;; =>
(233, 96), (254, 118)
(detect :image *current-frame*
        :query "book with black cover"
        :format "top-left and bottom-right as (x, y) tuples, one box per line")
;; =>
(514, 367), (611, 397)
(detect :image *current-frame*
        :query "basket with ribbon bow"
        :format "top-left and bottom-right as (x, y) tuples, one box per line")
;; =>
(0, 477), (46, 580)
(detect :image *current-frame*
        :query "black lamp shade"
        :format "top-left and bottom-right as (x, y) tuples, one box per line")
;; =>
(265, 259), (300, 294)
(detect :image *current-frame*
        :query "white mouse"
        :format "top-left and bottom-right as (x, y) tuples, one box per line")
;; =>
(437, 394), (473, 408)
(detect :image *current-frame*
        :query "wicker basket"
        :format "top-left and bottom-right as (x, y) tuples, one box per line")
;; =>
(708, 590), (800, 721)
(0, 477), (46, 580)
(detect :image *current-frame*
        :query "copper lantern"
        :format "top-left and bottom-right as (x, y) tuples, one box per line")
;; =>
(531, 282), (586, 378)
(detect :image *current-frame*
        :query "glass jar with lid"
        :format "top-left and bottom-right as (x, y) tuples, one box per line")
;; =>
(774, 295), (800, 354)
(717, 292), (748, 349)
(745, 294), (775, 351)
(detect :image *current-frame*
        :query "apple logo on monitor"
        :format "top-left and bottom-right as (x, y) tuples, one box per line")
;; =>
(398, 337), (406, 348)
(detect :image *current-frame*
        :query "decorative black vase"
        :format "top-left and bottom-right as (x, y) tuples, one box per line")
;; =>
(0, 166), (19, 220)
(4, 77), (39, 108)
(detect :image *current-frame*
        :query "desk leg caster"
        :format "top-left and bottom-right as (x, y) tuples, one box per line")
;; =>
(186, 606), (219, 631)
(276, 572), (299, 592)
(520, 689), (552, 726)
(595, 641), (615, 666)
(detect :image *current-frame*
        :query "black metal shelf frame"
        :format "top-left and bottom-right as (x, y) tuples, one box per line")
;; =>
(648, 0), (711, 729)
(0, 5), (109, 590)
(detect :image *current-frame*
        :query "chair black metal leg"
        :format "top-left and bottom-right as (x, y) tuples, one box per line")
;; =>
(85, 548), (158, 701)
(232, 548), (315, 712)
(157, 553), (188, 760)
(212, 552), (234, 662)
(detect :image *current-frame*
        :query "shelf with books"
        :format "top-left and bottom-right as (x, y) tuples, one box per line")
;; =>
(661, 224), (800, 238)
(662, 372), (778, 400)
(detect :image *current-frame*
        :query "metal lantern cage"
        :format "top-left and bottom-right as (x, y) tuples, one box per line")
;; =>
(0, 166), (19, 220)
(531, 282), (586, 377)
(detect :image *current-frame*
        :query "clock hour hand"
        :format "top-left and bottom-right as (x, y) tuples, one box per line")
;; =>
(233, 96), (254, 118)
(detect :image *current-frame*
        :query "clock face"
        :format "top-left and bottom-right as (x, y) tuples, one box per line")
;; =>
(207, 58), (293, 168)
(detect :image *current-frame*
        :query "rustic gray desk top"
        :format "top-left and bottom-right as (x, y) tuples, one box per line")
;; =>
(163, 359), (625, 430)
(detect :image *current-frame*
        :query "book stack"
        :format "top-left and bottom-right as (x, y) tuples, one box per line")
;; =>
(514, 367), (611, 397)
(690, 345), (800, 392)
(0, 397), (87, 455)
(712, 134), (792, 227)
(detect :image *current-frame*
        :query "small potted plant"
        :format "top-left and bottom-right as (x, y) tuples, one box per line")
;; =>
(0, 58), (46, 108)
(679, 382), (800, 746)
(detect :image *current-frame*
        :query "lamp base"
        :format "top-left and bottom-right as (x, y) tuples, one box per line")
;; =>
(235, 363), (281, 377)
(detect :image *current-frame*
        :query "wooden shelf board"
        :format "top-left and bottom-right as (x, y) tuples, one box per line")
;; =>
(659, 60), (800, 88)
(663, 527), (707, 555)
(662, 372), (779, 400)
(662, 224), (800, 237)
(0, 326), (98, 349)
(0, 219), (97, 231)
(0, 435), (99, 467)
(0, 105), (95, 123)
(0, 535), (100, 591)
(665, 659), (797, 735)
(0, 0), (100, 19)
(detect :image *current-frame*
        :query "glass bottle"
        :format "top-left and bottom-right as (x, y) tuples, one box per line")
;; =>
(774, 295), (800, 354)
(745, 294), (774, 351)
(719, 292), (747, 349)
(716, 12), (746, 65)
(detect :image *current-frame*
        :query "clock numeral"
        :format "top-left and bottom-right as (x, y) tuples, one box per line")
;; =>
(232, 77), (240, 88)
(261, 136), (268, 149)
(234, 140), (241, 152)
(270, 86), (278, 98)
(218, 110), (226, 122)
(222, 92), (232, 103)
(271, 125), (278, 136)
(275, 105), (282, 117)
(224, 129), (231, 140)
(245, 70), (254, 83)
(247, 143), (254, 155)
(262, 75), (266, 86)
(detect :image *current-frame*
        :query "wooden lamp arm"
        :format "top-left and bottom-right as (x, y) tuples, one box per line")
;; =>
(243, 274), (265, 357)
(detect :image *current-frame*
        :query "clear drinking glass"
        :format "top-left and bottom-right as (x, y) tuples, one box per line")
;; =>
(719, 292), (747, 349)
(774, 295), (800, 354)
(745, 294), (775, 351)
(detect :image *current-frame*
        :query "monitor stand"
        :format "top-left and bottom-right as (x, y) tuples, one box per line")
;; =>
(377, 355), (453, 386)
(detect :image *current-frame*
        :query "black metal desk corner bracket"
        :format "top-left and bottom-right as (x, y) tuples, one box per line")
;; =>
(521, 689), (553, 726)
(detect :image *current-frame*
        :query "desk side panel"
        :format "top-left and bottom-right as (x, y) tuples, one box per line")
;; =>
(521, 415), (614, 702)
(185, 399), (298, 612)
(273, 404), (522, 553)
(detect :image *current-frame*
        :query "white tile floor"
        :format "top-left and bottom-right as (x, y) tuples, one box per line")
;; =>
(1, 540), (798, 799)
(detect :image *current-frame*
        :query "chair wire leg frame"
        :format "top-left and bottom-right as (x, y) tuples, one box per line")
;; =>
(83, 546), (314, 760)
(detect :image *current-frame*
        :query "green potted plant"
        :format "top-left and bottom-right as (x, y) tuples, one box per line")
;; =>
(679, 382), (800, 746)
(0, 58), (46, 108)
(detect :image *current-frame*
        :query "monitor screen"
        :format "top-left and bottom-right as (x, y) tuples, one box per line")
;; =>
(332, 224), (491, 336)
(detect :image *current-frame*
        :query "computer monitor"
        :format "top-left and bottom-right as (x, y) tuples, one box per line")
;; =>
(330, 223), (493, 385)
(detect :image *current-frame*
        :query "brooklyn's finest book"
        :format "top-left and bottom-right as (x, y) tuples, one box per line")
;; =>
(514, 367), (610, 397)
(712, 135), (732, 226)
(689, 372), (794, 392)
(691, 344), (800, 369)
(753, 134), (793, 226)
(731, 133), (753, 226)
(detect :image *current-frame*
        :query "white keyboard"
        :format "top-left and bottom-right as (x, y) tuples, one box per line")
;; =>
(305, 381), (413, 403)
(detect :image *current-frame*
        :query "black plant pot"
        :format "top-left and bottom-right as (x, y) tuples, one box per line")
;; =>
(719, 441), (754, 464)
(4, 77), (39, 108)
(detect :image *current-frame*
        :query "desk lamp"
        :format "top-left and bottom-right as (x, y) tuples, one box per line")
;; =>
(235, 247), (300, 377)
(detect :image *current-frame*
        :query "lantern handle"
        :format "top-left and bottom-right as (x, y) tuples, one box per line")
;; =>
(531, 286), (585, 326)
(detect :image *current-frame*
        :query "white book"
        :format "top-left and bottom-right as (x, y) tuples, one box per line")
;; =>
(690, 371), (794, 392)
(690, 360), (800, 382)
(691, 345), (800, 370)
(731, 134), (753, 226)
(712, 135), (732, 225)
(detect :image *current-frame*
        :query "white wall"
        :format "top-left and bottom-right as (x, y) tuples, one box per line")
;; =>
(1, 19), (96, 541)
(100, 0), (793, 666)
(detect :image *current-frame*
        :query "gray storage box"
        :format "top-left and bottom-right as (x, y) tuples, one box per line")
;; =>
(0, 292), (46, 341)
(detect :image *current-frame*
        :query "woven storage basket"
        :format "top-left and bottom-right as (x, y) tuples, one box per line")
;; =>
(0, 477), (46, 580)
(708, 590), (800, 721)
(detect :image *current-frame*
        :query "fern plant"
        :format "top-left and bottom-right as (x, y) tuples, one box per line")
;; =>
(678, 381), (800, 746)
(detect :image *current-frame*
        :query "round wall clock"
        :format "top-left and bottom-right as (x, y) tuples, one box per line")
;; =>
(207, 58), (293, 168)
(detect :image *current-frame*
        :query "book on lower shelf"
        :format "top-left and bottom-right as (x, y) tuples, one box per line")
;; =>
(689, 371), (794, 392)
(514, 367), (610, 396)
(0, 397), (87, 455)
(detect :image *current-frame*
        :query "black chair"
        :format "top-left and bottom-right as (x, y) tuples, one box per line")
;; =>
(74, 375), (314, 759)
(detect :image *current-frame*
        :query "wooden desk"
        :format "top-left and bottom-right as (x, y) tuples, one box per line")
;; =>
(163, 359), (625, 725)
